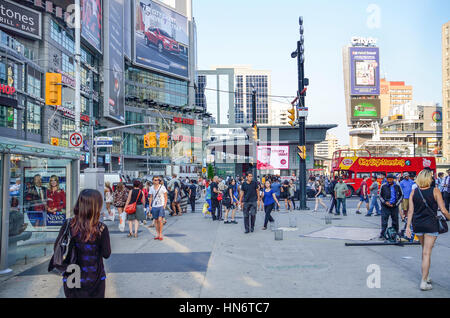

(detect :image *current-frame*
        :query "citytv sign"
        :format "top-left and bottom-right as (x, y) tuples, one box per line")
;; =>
(0, 0), (42, 39)
(351, 36), (377, 47)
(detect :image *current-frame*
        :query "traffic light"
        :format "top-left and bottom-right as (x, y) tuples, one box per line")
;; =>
(144, 133), (151, 148)
(45, 73), (62, 106)
(159, 133), (168, 148)
(288, 107), (296, 127)
(148, 132), (157, 148)
(252, 125), (258, 141)
(298, 145), (306, 160)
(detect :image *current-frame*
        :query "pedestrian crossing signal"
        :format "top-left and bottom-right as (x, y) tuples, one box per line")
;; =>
(252, 125), (258, 141)
(288, 108), (296, 127)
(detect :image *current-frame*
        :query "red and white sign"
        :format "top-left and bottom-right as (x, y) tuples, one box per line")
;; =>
(257, 145), (290, 170)
(69, 132), (83, 148)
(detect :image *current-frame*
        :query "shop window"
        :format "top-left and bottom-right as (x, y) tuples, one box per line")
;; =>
(7, 155), (72, 266)
(0, 106), (17, 129)
(26, 101), (41, 135)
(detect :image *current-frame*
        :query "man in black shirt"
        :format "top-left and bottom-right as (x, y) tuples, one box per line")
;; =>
(239, 173), (260, 233)
(188, 179), (197, 213)
(210, 176), (221, 221)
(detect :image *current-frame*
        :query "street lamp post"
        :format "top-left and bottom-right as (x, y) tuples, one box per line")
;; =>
(291, 16), (309, 210)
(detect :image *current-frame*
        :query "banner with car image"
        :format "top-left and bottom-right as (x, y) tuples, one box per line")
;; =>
(134, 0), (189, 79)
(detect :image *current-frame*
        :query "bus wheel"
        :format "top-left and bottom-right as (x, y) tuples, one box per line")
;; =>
(346, 186), (355, 198)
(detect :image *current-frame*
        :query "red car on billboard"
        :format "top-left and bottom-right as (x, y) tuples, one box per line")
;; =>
(144, 28), (180, 54)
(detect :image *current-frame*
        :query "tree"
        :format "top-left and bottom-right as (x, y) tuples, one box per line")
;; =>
(207, 164), (214, 180)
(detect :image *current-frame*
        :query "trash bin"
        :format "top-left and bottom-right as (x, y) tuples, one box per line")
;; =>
(274, 229), (283, 241)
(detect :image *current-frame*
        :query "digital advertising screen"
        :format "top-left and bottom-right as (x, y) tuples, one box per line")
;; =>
(134, 0), (189, 79)
(351, 99), (381, 120)
(350, 47), (380, 95)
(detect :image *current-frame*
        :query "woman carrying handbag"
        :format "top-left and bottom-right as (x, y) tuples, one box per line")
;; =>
(124, 180), (146, 238)
(406, 169), (450, 291)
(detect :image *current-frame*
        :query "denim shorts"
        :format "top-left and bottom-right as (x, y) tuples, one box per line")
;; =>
(151, 206), (165, 219)
(359, 195), (369, 203)
(415, 232), (438, 237)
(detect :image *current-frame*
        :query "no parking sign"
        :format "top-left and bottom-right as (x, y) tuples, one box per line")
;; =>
(69, 132), (83, 148)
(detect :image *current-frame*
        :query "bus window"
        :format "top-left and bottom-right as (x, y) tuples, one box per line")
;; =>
(374, 172), (386, 179)
(356, 172), (371, 179)
(341, 171), (354, 180)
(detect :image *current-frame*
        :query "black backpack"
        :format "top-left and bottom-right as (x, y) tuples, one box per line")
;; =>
(48, 219), (77, 274)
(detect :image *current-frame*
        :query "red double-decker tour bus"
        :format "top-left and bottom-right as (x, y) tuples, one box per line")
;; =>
(331, 149), (436, 197)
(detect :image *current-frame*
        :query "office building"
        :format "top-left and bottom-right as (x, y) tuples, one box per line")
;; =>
(197, 65), (271, 126)
(380, 79), (413, 119)
(314, 133), (339, 159)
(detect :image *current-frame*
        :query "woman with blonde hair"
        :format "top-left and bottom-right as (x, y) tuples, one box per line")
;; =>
(406, 169), (450, 291)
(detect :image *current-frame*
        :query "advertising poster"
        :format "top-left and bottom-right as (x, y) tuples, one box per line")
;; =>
(350, 47), (380, 95)
(81, 0), (102, 53)
(104, 0), (125, 123)
(135, 0), (189, 79)
(257, 146), (289, 170)
(23, 168), (67, 227)
(351, 99), (380, 120)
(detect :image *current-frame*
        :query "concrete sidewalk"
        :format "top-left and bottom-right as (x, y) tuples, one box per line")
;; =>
(1, 198), (450, 298)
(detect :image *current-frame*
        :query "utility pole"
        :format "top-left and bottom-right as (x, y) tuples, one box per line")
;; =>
(292, 16), (309, 210)
(88, 70), (94, 168)
(74, 0), (81, 134)
(251, 84), (257, 178)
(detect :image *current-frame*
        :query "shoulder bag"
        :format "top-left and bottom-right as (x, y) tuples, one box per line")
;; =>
(416, 188), (448, 234)
(48, 218), (77, 274)
(125, 190), (142, 214)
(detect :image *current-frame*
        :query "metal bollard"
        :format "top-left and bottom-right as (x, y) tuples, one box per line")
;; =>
(325, 213), (332, 225)
(44, 247), (47, 256)
(274, 229), (283, 240)
(289, 213), (297, 228)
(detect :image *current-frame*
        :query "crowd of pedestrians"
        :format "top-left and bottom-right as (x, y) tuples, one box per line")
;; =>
(50, 168), (450, 297)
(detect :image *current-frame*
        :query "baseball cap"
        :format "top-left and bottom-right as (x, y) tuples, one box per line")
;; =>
(403, 172), (409, 177)
(387, 174), (395, 179)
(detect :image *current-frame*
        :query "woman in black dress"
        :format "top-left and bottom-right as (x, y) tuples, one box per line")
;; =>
(59, 189), (111, 298)
(406, 169), (450, 291)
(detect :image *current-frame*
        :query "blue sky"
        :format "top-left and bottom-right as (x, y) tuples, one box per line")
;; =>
(193, 0), (450, 144)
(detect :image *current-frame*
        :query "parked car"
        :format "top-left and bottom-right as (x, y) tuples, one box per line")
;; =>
(144, 28), (180, 54)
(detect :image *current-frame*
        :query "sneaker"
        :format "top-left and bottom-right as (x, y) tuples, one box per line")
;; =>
(427, 277), (432, 284)
(231, 220), (238, 224)
(420, 280), (432, 291)
(356, 211), (362, 214)
(365, 214), (372, 217)
(224, 220), (230, 224)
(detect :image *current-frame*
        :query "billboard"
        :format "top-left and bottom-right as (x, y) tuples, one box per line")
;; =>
(134, 0), (189, 79)
(81, 0), (102, 53)
(350, 47), (380, 95)
(103, 0), (125, 123)
(257, 146), (289, 170)
(0, 0), (41, 39)
(351, 99), (380, 120)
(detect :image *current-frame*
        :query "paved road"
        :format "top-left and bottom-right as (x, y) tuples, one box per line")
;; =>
(1, 197), (450, 298)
